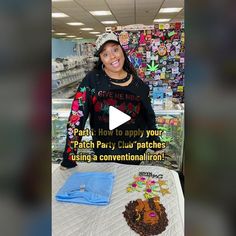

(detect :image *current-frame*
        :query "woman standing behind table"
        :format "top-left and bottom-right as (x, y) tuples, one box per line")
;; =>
(61, 33), (162, 169)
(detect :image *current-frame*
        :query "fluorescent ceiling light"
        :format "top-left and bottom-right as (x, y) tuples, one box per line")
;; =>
(75, 37), (83, 39)
(52, 13), (69, 18)
(89, 32), (100, 34)
(90, 11), (112, 16)
(159, 8), (182, 13)
(67, 22), (84, 26)
(66, 35), (76, 38)
(96, 35), (102, 36)
(80, 28), (94, 31)
(51, 30), (55, 32)
(153, 19), (170, 23)
(101, 21), (117, 24)
(55, 33), (67, 35)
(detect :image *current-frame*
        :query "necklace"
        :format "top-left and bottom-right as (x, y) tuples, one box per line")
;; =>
(106, 72), (131, 84)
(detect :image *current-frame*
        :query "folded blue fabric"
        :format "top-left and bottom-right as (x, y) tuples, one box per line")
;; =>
(56, 172), (115, 206)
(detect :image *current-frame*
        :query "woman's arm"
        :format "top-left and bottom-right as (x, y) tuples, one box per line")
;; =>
(61, 75), (92, 168)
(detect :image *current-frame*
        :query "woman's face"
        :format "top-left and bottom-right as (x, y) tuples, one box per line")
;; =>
(99, 42), (125, 73)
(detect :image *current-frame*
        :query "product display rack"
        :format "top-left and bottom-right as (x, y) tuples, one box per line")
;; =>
(142, 104), (184, 171)
(52, 56), (86, 98)
(110, 23), (185, 103)
(52, 56), (97, 99)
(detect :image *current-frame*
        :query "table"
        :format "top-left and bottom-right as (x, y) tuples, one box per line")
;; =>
(52, 162), (184, 236)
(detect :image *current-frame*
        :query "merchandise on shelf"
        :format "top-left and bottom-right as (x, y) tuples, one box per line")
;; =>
(76, 42), (96, 57)
(75, 42), (97, 73)
(139, 105), (184, 171)
(164, 86), (173, 109)
(52, 46), (97, 98)
(83, 57), (98, 74)
(52, 56), (87, 99)
(111, 22), (184, 103)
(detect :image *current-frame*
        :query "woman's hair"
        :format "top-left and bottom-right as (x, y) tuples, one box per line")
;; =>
(94, 42), (137, 77)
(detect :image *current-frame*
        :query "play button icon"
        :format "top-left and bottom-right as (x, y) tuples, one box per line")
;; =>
(109, 106), (131, 130)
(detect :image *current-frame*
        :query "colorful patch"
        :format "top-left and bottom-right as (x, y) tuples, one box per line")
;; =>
(126, 175), (170, 199)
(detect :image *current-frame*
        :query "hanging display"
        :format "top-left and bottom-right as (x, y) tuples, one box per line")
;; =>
(112, 23), (185, 102)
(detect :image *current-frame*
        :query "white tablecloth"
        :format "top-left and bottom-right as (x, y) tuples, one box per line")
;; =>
(52, 163), (184, 236)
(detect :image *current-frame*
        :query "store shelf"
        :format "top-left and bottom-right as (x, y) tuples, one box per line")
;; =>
(52, 55), (96, 99)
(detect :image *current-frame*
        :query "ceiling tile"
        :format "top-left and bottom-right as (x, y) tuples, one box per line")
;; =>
(52, 0), (184, 39)
(74, 0), (108, 11)
(161, 0), (184, 8)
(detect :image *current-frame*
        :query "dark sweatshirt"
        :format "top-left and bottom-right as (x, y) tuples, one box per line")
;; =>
(61, 69), (161, 168)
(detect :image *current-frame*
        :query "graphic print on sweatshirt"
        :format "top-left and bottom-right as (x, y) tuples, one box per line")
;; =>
(92, 89), (142, 125)
(62, 71), (161, 165)
(65, 86), (145, 159)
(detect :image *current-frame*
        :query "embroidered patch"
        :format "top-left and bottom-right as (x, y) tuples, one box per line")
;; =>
(126, 175), (170, 199)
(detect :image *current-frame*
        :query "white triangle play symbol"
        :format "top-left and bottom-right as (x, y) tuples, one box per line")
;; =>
(109, 106), (131, 130)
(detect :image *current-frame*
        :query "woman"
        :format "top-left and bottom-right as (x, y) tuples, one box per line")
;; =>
(61, 32), (162, 169)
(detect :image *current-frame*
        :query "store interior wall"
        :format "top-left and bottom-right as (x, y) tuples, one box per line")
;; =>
(52, 38), (96, 59)
(52, 38), (77, 59)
